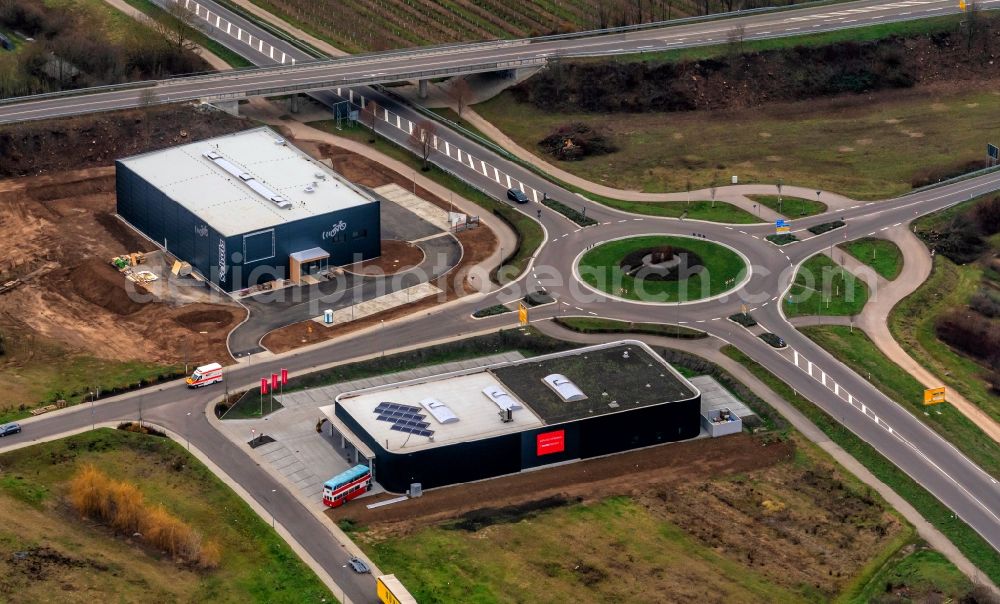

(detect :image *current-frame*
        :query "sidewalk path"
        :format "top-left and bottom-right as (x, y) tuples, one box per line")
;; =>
(533, 319), (999, 593)
(793, 228), (1000, 445)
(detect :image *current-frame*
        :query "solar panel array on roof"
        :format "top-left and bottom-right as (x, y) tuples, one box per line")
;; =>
(374, 402), (435, 437)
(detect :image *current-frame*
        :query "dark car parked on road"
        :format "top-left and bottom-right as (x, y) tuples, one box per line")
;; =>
(0, 423), (21, 437)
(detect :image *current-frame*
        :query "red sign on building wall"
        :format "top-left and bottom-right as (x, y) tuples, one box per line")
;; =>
(536, 430), (565, 456)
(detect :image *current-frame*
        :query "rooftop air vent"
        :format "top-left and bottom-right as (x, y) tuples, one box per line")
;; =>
(542, 374), (587, 402)
(482, 386), (522, 412)
(420, 398), (459, 424)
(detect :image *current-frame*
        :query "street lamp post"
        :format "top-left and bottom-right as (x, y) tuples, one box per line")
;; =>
(270, 489), (276, 529)
(186, 412), (192, 451)
(89, 391), (95, 430)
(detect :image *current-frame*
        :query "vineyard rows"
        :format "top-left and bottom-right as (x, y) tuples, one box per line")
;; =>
(249, 0), (802, 52)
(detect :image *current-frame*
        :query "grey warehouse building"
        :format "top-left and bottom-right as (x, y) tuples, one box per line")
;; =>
(116, 127), (381, 292)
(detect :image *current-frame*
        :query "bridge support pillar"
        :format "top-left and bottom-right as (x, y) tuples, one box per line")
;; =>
(418, 78), (428, 99)
(289, 94), (300, 114)
(208, 99), (240, 117)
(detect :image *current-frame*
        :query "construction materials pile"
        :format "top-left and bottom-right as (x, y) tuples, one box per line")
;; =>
(110, 252), (158, 285)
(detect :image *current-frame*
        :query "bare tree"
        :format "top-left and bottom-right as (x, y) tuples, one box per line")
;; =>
(410, 119), (437, 171)
(449, 77), (472, 117)
(362, 99), (379, 143)
(155, 2), (199, 54)
(709, 175), (718, 208)
(963, 1), (983, 52)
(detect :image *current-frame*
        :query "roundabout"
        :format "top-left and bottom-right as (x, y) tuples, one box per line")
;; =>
(575, 235), (750, 304)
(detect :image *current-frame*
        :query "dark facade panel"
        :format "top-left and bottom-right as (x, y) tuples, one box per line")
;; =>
(338, 390), (703, 493)
(115, 163), (381, 291)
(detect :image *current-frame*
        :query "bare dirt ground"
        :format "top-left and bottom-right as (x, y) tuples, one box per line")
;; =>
(260, 142), (497, 354)
(342, 239), (425, 276)
(326, 433), (792, 530)
(0, 105), (251, 407)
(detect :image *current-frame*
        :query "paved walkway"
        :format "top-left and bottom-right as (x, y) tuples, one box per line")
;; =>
(808, 226), (1000, 445)
(532, 320), (998, 592)
(242, 98), (517, 293)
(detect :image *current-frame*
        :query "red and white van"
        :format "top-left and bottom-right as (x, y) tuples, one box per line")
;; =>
(186, 363), (223, 388)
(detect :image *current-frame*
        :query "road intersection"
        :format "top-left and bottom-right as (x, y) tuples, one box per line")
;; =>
(1, 0), (1000, 601)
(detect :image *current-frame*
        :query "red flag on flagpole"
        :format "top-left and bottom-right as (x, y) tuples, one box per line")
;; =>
(280, 368), (288, 385)
(260, 378), (268, 394)
(271, 374), (279, 390)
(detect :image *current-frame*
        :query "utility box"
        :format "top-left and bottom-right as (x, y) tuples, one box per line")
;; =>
(731, 175), (738, 185)
(409, 483), (422, 498)
(323, 309), (334, 324)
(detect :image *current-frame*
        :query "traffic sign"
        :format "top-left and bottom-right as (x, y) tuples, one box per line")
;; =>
(775, 219), (791, 234)
(923, 387), (946, 405)
(518, 302), (528, 326)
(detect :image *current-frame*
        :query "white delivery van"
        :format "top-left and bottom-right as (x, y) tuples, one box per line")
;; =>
(186, 363), (223, 388)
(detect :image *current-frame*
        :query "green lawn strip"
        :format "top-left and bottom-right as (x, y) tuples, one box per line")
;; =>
(784, 254), (868, 317)
(221, 389), (284, 420)
(119, 0), (254, 68)
(578, 235), (747, 302)
(747, 194), (827, 218)
(603, 14), (966, 65)
(800, 325), (1000, 481)
(840, 546), (973, 604)
(0, 429), (332, 602)
(553, 316), (707, 339)
(541, 198), (597, 226)
(888, 254), (1000, 422)
(314, 122), (543, 281)
(839, 237), (903, 281)
(583, 194), (761, 223)
(472, 304), (512, 318)
(722, 345), (1000, 586)
(1, 352), (184, 424)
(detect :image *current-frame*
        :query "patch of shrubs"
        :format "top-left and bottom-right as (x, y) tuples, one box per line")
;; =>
(970, 288), (1000, 318)
(117, 422), (166, 437)
(807, 220), (846, 236)
(758, 333), (787, 348)
(766, 234), (798, 246)
(541, 198), (598, 227)
(538, 123), (617, 161)
(472, 304), (512, 318)
(918, 195), (1000, 264)
(729, 313), (758, 327)
(934, 310), (1000, 367)
(524, 289), (555, 306)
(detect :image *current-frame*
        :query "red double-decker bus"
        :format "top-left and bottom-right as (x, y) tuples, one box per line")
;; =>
(323, 464), (372, 507)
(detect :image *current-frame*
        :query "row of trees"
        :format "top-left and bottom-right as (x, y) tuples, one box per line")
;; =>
(0, 0), (205, 99)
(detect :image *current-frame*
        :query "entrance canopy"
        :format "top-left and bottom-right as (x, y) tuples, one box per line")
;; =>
(290, 247), (330, 263)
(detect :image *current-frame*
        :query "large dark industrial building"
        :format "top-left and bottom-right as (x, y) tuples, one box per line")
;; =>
(321, 341), (702, 493)
(116, 127), (381, 292)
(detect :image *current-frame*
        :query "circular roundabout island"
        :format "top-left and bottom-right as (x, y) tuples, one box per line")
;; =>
(576, 235), (749, 303)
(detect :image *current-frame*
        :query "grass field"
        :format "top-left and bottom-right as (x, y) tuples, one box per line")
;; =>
(784, 254), (869, 317)
(722, 346), (1000, 587)
(583, 194), (761, 223)
(553, 316), (706, 339)
(845, 546), (971, 603)
(578, 235), (747, 302)
(839, 237), (903, 281)
(474, 85), (999, 200)
(889, 254), (1000, 421)
(0, 338), (182, 423)
(314, 122), (543, 281)
(747, 194), (827, 218)
(351, 428), (970, 604)
(800, 325), (1000, 482)
(0, 429), (330, 602)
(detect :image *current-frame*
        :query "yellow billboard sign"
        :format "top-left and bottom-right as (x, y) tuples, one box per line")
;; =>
(518, 302), (528, 325)
(923, 387), (946, 406)
(377, 575), (417, 604)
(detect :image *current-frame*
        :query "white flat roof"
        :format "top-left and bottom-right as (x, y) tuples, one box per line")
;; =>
(119, 126), (376, 237)
(337, 372), (543, 453)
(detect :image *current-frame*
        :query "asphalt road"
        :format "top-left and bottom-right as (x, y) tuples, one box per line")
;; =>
(0, 0), (988, 123)
(3, 1), (1000, 601)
